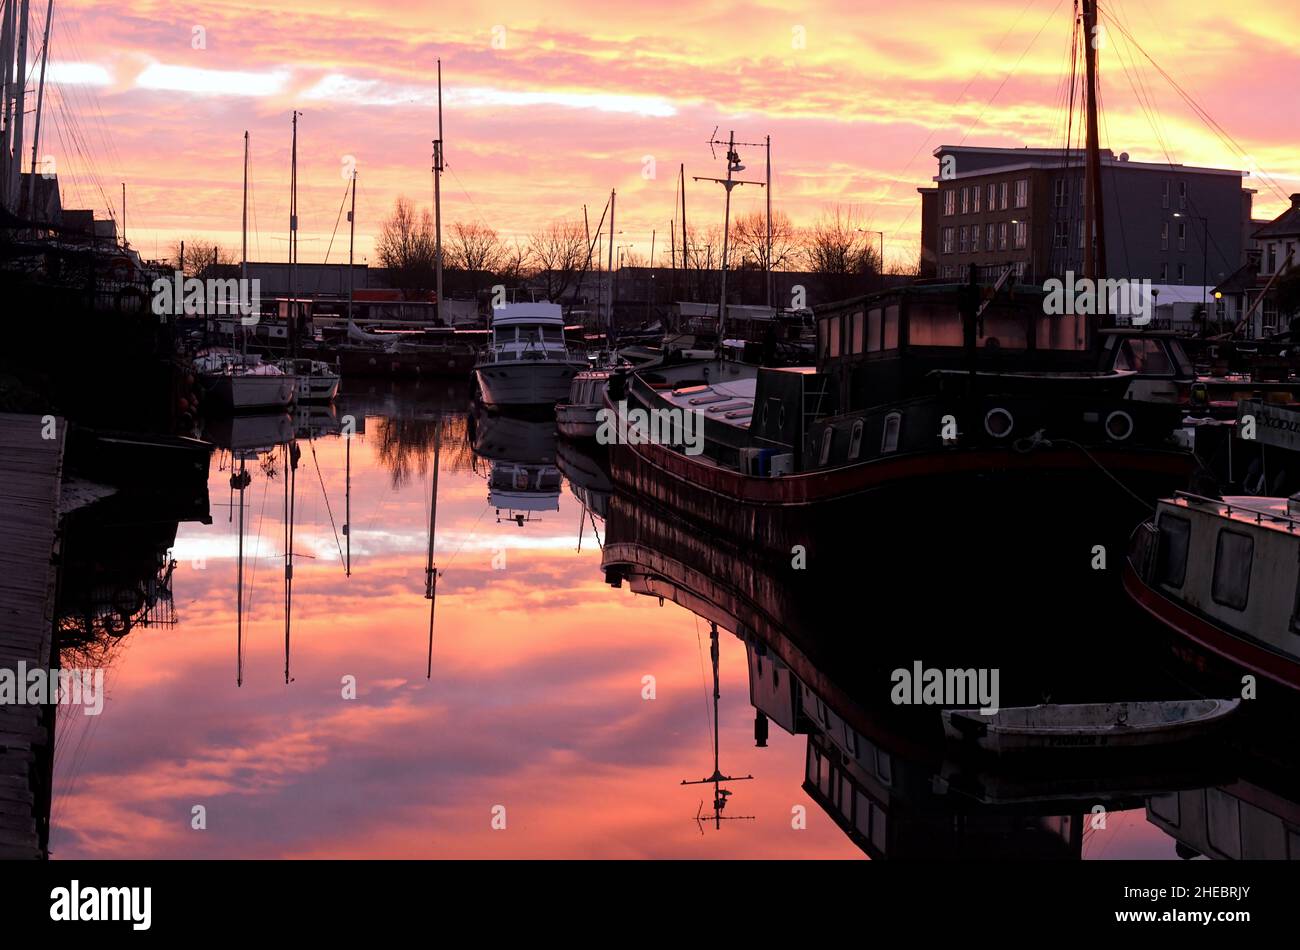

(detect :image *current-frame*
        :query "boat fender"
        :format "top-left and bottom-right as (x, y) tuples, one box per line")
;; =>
(984, 407), (1014, 439)
(1104, 410), (1134, 441)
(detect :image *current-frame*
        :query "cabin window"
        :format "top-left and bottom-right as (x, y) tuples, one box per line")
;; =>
(1116, 338), (1173, 375)
(828, 317), (841, 357)
(847, 420), (864, 460)
(881, 412), (902, 454)
(1155, 515), (1190, 588)
(1211, 529), (1254, 611)
(819, 428), (834, 466)
(854, 791), (872, 838)
(1205, 788), (1242, 859)
(850, 311), (865, 354)
(883, 306), (899, 349)
(867, 308), (882, 352)
(818, 318), (828, 355)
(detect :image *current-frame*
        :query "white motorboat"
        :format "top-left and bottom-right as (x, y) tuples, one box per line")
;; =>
(556, 366), (619, 440)
(474, 303), (587, 408)
(279, 357), (341, 403)
(942, 699), (1241, 754)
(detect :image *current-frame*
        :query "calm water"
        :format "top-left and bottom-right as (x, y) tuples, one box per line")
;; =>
(44, 382), (1240, 859)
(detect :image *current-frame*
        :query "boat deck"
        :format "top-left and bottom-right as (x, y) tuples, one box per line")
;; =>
(659, 376), (758, 430)
(0, 412), (66, 859)
(1173, 493), (1300, 536)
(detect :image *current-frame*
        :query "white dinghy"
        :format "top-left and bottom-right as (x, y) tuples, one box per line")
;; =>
(942, 698), (1240, 754)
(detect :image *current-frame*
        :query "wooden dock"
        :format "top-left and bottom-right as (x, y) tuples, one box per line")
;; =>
(0, 412), (66, 860)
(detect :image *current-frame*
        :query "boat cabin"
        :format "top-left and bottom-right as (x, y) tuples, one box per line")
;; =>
(485, 303), (576, 363)
(488, 461), (561, 525)
(1134, 492), (1300, 674)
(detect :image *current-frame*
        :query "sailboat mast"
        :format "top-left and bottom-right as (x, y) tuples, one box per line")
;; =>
(25, 0), (50, 215)
(717, 130), (737, 349)
(765, 135), (772, 309)
(7, 0), (28, 208)
(607, 189), (615, 339)
(433, 58), (444, 323)
(289, 110), (300, 359)
(241, 130), (249, 361)
(1082, 0), (1107, 290)
(347, 167), (356, 326)
(236, 457), (246, 687)
(424, 421), (441, 677)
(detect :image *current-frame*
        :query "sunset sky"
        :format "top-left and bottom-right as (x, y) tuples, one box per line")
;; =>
(32, 0), (1300, 272)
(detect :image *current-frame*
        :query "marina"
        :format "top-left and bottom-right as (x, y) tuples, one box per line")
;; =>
(0, 0), (1298, 913)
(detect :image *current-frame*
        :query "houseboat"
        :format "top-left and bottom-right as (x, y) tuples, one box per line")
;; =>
(556, 367), (619, 440)
(605, 282), (1193, 562)
(1124, 491), (1300, 696)
(474, 302), (587, 408)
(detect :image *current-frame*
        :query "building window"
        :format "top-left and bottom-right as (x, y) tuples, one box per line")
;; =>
(1178, 222), (1186, 251)
(998, 222), (1008, 249)
(1211, 529), (1253, 611)
(986, 223), (995, 250)
(1162, 179), (1170, 209)
(972, 186), (981, 213)
(1178, 181), (1187, 210)
(1054, 179), (1069, 207)
(1013, 260), (1026, 279)
(1013, 220), (1027, 249)
(960, 187), (969, 214)
(971, 225), (980, 252)
(1161, 222), (1168, 251)
(943, 189), (955, 216)
(988, 183), (997, 209)
(1079, 220), (1086, 249)
(1054, 220), (1069, 248)
(1160, 262), (1168, 282)
(941, 227), (954, 254)
(999, 181), (1009, 210)
(1178, 263), (1186, 283)
(959, 226), (968, 253)
(1014, 178), (1028, 208)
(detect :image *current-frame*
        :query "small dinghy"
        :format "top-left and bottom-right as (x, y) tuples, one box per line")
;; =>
(941, 699), (1240, 754)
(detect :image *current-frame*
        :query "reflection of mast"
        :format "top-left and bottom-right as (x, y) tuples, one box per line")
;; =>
(681, 621), (754, 831)
(424, 421), (442, 678)
(344, 429), (351, 577)
(283, 441), (301, 684)
(233, 456), (249, 687)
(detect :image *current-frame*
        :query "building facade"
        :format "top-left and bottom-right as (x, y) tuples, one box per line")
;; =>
(920, 146), (1251, 287)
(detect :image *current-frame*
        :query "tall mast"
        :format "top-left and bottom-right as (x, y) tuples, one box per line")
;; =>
(1082, 0), (1107, 290)
(695, 131), (764, 354)
(765, 135), (772, 309)
(679, 164), (688, 300)
(25, 0), (50, 216)
(289, 110), (300, 359)
(235, 457), (247, 687)
(433, 58), (444, 323)
(241, 131), (248, 361)
(0, 0), (14, 211)
(607, 188), (616, 340)
(8, 0), (27, 207)
(347, 166), (356, 328)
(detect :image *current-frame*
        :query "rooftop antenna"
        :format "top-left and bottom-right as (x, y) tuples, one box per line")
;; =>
(681, 621), (754, 831)
(695, 130), (765, 356)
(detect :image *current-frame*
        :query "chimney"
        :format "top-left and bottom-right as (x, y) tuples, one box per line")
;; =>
(1291, 193), (1300, 210)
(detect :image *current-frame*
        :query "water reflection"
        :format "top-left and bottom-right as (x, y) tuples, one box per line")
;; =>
(43, 387), (1300, 859)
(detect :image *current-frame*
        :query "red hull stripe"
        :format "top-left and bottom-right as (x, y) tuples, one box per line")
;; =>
(1122, 563), (1300, 691)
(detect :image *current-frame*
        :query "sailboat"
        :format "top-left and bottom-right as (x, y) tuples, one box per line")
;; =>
(195, 131), (296, 413)
(275, 112), (341, 403)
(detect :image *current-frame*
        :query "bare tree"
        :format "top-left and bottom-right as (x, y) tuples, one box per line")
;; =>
(805, 206), (880, 301)
(376, 196), (436, 292)
(527, 218), (587, 302)
(446, 221), (506, 299)
(172, 239), (235, 277)
(731, 209), (804, 275)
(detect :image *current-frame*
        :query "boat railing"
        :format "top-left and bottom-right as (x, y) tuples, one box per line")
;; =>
(1174, 490), (1300, 531)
